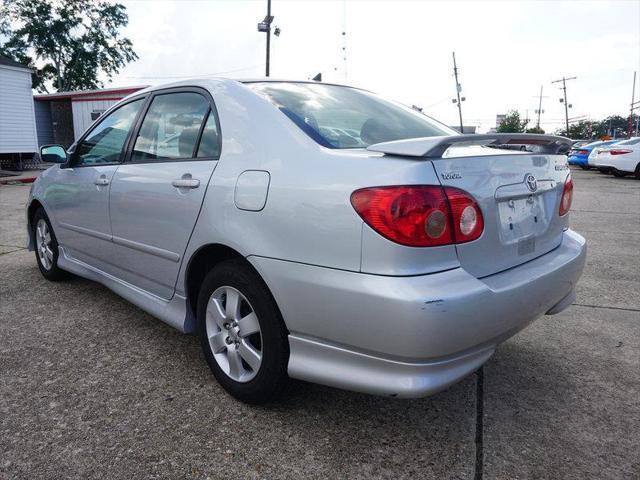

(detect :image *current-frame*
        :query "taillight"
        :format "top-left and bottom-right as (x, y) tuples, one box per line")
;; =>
(445, 187), (484, 243)
(559, 175), (573, 216)
(609, 149), (632, 155)
(578, 149), (589, 155)
(350, 185), (483, 247)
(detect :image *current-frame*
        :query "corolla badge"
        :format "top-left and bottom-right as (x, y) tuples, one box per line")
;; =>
(525, 174), (538, 192)
(441, 172), (462, 180)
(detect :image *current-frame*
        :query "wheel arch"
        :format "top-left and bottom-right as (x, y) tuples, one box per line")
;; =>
(184, 244), (288, 333)
(27, 198), (44, 227)
(26, 199), (45, 249)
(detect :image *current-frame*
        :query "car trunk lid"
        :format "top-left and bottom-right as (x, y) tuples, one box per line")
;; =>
(367, 134), (572, 278)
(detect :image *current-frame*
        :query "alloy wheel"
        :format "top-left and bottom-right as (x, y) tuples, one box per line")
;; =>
(205, 286), (263, 383)
(35, 219), (54, 270)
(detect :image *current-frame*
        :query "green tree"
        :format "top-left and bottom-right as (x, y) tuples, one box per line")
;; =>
(0, 0), (137, 93)
(555, 115), (638, 139)
(597, 115), (634, 138)
(526, 126), (545, 134)
(556, 120), (595, 139)
(497, 110), (529, 133)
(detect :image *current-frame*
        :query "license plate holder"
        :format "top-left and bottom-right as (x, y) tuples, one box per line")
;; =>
(497, 194), (545, 244)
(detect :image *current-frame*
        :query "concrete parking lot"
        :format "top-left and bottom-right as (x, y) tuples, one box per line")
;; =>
(1, 168), (638, 479)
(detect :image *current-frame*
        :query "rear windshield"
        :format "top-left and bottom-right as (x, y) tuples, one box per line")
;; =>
(247, 82), (456, 149)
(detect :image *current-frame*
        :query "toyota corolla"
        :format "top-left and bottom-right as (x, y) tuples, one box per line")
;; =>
(27, 79), (586, 404)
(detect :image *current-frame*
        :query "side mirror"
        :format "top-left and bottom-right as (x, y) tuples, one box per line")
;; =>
(40, 145), (67, 164)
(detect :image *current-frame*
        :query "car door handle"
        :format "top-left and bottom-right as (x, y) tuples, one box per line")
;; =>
(94, 176), (110, 186)
(172, 177), (200, 189)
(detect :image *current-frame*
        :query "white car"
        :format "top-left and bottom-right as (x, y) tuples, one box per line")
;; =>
(588, 137), (640, 178)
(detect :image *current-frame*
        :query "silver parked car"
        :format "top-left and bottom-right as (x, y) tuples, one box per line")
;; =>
(28, 80), (586, 404)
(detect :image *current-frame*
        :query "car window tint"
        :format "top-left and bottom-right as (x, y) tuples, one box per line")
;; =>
(131, 92), (209, 162)
(196, 110), (220, 158)
(75, 99), (143, 166)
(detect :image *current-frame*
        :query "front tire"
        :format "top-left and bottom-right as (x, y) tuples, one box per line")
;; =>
(197, 259), (289, 404)
(32, 208), (69, 281)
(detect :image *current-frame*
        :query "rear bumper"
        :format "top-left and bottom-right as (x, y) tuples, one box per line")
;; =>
(593, 160), (635, 174)
(249, 229), (586, 397)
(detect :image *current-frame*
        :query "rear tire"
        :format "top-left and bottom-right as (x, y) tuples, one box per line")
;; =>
(635, 164), (640, 180)
(197, 259), (289, 404)
(32, 208), (69, 281)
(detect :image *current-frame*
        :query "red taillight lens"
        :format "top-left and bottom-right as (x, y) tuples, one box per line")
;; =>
(350, 186), (453, 247)
(609, 149), (632, 155)
(350, 186), (483, 247)
(559, 175), (573, 216)
(445, 187), (484, 243)
(578, 149), (589, 155)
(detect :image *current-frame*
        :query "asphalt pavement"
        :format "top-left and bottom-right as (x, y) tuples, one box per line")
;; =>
(0, 168), (638, 479)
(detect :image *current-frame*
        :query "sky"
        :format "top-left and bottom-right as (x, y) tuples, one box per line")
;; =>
(112, 0), (640, 133)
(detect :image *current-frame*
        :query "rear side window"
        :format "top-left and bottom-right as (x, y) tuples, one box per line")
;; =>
(197, 110), (220, 158)
(247, 82), (455, 149)
(131, 92), (209, 162)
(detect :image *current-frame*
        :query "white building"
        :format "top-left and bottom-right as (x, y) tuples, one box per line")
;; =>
(0, 55), (39, 164)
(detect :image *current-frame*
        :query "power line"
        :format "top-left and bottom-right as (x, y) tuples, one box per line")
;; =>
(551, 76), (577, 135)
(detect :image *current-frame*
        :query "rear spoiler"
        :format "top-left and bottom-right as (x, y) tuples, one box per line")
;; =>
(366, 134), (572, 158)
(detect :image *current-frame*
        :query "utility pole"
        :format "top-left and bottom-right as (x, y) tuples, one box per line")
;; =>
(452, 52), (465, 133)
(265, 0), (271, 77)
(257, 0), (274, 77)
(341, 0), (348, 83)
(552, 76), (576, 137)
(535, 85), (544, 129)
(629, 71), (636, 138)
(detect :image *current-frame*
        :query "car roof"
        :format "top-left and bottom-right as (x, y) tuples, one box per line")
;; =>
(129, 78), (366, 99)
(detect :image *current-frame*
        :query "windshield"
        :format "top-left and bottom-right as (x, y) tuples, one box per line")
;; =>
(247, 82), (456, 149)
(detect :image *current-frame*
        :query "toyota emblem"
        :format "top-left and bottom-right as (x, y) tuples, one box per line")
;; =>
(525, 174), (538, 192)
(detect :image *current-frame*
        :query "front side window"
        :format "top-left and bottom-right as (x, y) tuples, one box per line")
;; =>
(74, 98), (143, 166)
(247, 82), (456, 149)
(131, 92), (209, 162)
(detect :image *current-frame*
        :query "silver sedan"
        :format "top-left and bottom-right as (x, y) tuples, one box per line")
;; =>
(27, 79), (586, 404)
